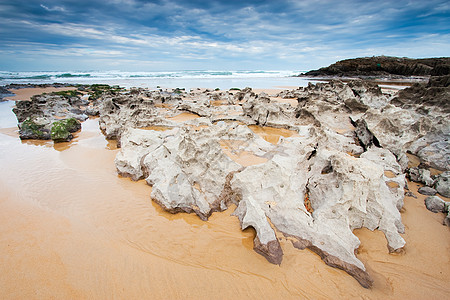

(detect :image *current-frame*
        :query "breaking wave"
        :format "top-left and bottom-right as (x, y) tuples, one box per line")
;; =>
(0, 70), (300, 81)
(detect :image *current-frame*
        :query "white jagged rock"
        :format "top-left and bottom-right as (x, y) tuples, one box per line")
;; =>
(116, 122), (274, 220)
(110, 80), (450, 288)
(231, 142), (405, 288)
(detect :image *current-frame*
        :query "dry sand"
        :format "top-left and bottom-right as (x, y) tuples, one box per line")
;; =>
(0, 89), (449, 299)
(5, 86), (77, 101)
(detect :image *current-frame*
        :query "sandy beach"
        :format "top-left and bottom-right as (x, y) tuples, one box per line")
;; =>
(4, 86), (78, 101)
(0, 84), (449, 299)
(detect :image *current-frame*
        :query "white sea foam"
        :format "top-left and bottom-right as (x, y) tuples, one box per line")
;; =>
(0, 70), (313, 89)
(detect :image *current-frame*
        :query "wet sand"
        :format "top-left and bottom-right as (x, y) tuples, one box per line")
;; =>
(0, 94), (449, 299)
(5, 87), (77, 101)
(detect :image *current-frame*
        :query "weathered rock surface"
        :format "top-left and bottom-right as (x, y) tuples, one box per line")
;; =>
(242, 92), (296, 127)
(116, 119), (405, 287)
(0, 86), (15, 102)
(303, 56), (450, 77)
(435, 171), (450, 198)
(13, 94), (89, 124)
(98, 88), (249, 141)
(408, 167), (435, 186)
(418, 186), (437, 196)
(424, 196), (446, 213)
(102, 78), (448, 287)
(115, 121), (273, 220)
(391, 75), (450, 114)
(358, 86), (449, 171)
(231, 145), (404, 288)
(424, 195), (450, 226)
(12, 93), (87, 141)
(10, 84), (125, 142)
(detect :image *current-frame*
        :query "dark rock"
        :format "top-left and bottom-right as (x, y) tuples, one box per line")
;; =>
(405, 191), (418, 198)
(18, 118), (51, 140)
(444, 212), (450, 227)
(424, 196), (446, 213)
(351, 118), (379, 151)
(50, 118), (81, 142)
(418, 186), (437, 196)
(391, 75), (450, 114)
(417, 141), (450, 171)
(408, 167), (420, 182)
(253, 236), (283, 265)
(13, 94), (88, 123)
(435, 171), (450, 197)
(407, 167), (435, 186)
(304, 56), (450, 77)
(0, 86), (15, 102)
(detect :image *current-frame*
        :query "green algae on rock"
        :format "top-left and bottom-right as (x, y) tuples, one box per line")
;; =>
(51, 118), (81, 142)
(19, 118), (51, 140)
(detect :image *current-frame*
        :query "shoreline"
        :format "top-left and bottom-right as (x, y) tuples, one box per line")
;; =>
(1, 76), (418, 102)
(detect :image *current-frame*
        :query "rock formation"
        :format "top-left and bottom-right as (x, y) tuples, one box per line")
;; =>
(303, 56), (450, 77)
(9, 77), (449, 287)
(110, 80), (433, 288)
(12, 93), (87, 141)
(424, 195), (450, 226)
(10, 84), (122, 142)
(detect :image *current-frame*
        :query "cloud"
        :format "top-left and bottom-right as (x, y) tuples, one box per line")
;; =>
(0, 0), (449, 71)
(40, 4), (66, 12)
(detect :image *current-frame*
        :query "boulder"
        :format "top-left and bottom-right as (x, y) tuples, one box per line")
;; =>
(18, 118), (51, 140)
(424, 196), (446, 213)
(116, 122), (269, 220)
(445, 212), (450, 227)
(435, 171), (450, 197)
(12, 89), (92, 141)
(418, 186), (437, 196)
(50, 118), (81, 142)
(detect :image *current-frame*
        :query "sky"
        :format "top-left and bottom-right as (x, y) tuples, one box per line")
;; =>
(0, 0), (449, 71)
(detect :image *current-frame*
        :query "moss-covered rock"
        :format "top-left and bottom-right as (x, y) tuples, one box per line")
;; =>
(19, 118), (51, 140)
(51, 118), (81, 142)
(50, 90), (82, 98)
(84, 84), (124, 100)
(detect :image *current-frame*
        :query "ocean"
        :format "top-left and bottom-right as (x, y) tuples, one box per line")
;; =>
(0, 70), (315, 90)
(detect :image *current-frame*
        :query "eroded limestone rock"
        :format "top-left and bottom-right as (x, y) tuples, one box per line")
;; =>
(231, 145), (404, 288)
(116, 116), (406, 287)
(116, 121), (275, 220)
(110, 79), (449, 288)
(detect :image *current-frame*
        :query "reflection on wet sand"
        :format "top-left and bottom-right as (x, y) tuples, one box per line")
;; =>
(0, 103), (449, 299)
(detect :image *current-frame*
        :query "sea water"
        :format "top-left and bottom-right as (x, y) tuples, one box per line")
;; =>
(0, 70), (315, 90)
